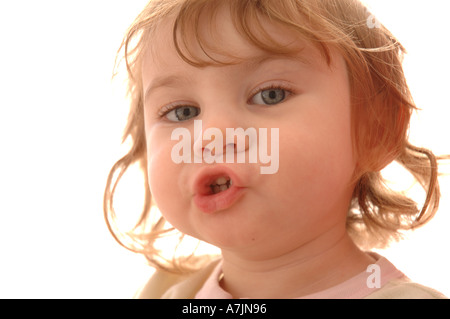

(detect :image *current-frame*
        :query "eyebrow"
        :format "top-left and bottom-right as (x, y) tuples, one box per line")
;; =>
(143, 53), (309, 103)
(144, 74), (189, 103)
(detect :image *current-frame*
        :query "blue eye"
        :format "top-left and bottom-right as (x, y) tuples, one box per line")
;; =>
(164, 105), (200, 122)
(251, 87), (288, 105)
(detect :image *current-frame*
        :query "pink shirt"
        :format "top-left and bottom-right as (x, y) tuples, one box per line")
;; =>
(195, 253), (406, 299)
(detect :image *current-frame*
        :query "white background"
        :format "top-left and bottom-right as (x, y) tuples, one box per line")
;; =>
(0, 0), (449, 298)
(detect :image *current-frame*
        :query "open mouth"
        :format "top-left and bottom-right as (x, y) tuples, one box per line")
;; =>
(193, 167), (245, 214)
(210, 176), (233, 194)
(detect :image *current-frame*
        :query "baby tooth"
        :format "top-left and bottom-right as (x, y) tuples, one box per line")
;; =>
(215, 177), (228, 185)
(219, 184), (228, 192)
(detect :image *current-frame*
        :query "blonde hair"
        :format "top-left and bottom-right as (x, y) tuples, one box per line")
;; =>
(104, 0), (448, 273)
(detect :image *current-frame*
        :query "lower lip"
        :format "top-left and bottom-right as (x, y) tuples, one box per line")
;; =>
(193, 184), (246, 214)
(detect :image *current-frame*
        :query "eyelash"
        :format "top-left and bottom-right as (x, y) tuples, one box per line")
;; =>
(247, 83), (295, 105)
(156, 83), (296, 119)
(157, 102), (193, 118)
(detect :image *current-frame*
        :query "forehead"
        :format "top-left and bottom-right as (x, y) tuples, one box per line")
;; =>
(142, 5), (317, 73)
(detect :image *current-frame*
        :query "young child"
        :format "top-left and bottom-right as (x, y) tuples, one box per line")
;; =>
(104, 0), (448, 299)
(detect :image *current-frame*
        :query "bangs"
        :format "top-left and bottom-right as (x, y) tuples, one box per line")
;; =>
(146, 0), (334, 67)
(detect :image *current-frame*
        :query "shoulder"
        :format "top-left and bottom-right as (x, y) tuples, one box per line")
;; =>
(365, 277), (447, 299)
(134, 259), (221, 299)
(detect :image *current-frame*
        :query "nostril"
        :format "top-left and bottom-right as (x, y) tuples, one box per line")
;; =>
(202, 147), (213, 156)
(225, 143), (236, 151)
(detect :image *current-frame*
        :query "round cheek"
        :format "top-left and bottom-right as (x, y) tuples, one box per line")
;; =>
(277, 108), (355, 223)
(145, 127), (193, 235)
(147, 151), (174, 210)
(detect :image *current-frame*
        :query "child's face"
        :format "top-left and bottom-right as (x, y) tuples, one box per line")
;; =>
(142, 10), (357, 259)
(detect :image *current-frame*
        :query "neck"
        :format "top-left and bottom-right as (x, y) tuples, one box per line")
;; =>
(219, 226), (375, 299)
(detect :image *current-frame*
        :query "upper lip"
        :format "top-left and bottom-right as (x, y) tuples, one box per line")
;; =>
(192, 165), (242, 196)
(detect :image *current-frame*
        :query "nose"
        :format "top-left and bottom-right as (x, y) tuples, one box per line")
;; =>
(192, 113), (254, 163)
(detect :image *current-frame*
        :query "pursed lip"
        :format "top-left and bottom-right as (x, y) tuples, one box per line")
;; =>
(192, 166), (246, 214)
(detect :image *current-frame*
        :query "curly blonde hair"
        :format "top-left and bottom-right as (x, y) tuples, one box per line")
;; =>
(104, 0), (447, 273)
